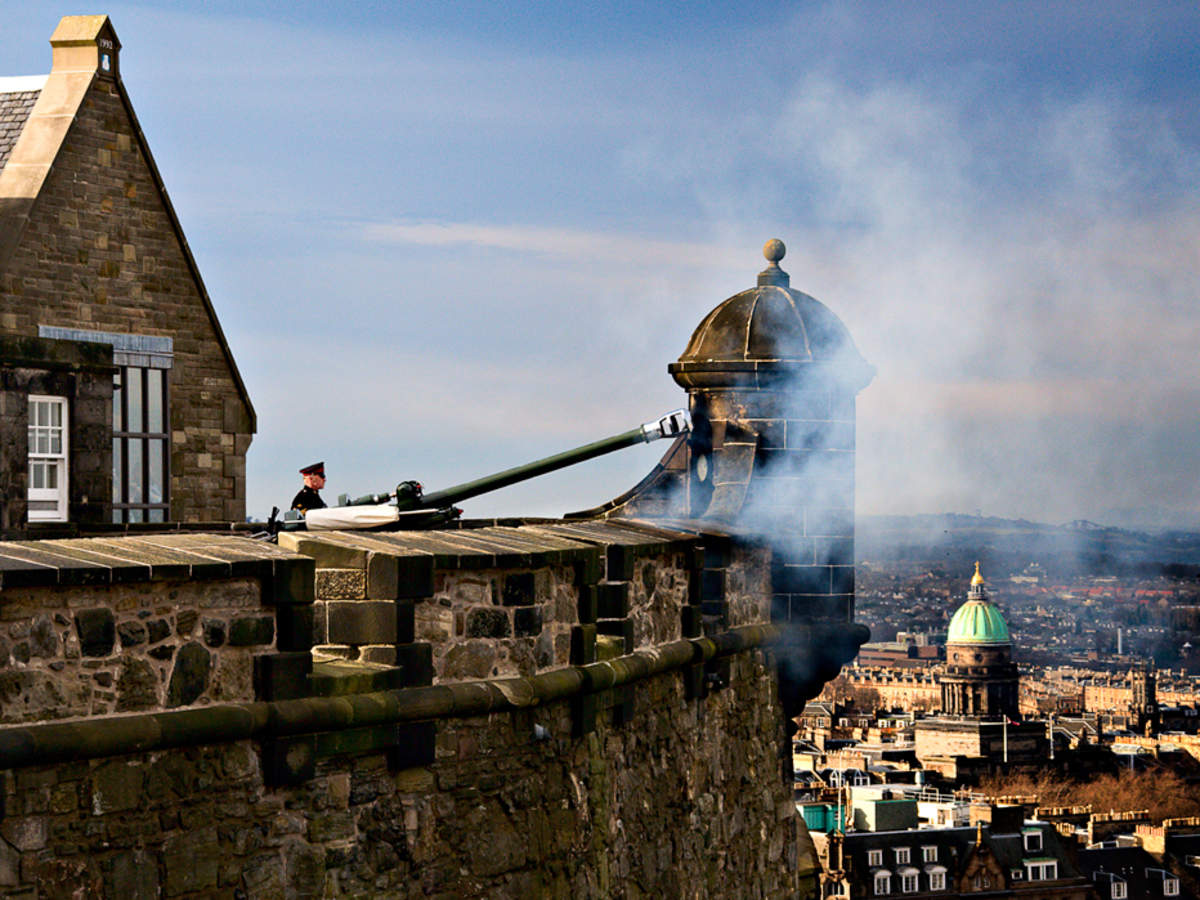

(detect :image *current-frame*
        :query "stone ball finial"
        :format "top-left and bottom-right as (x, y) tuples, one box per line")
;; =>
(763, 238), (786, 264)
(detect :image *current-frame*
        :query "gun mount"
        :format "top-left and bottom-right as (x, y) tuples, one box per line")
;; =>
(287, 409), (690, 532)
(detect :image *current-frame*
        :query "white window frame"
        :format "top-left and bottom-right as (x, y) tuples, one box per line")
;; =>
(900, 872), (918, 893)
(922, 845), (937, 863)
(874, 871), (892, 895)
(1111, 880), (1127, 899)
(894, 847), (911, 865)
(1023, 829), (1043, 852)
(868, 849), (883, 867)
(27, 395), (68, 522)
(929, 870), (946, 890)
(1164, 876), (1180, 897)
(1026, 861), (1057, 881)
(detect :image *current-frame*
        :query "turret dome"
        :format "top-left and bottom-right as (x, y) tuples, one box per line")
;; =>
(668, 240), (874, 390)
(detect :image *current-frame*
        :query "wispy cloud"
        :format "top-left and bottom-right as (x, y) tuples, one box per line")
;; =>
(361, 221), (747, 270)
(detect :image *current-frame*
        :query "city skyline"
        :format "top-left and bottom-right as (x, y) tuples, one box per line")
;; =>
(2, 2), (1197, 528)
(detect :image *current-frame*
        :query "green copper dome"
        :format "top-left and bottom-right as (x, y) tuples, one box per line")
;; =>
(947, 600), (1011, 645)
(946, 562), (1011, 645)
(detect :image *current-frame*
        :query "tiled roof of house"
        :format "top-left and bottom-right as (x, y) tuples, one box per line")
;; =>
(0, 88), (40, 170)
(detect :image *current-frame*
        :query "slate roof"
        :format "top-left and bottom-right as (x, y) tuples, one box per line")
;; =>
(0, 88), (39, 170)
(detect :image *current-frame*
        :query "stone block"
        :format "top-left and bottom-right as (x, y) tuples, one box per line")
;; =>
(90, 760), (144, 813)
(74, 608), (114, 657)
(441, 641), (496, 680)
(359, 645), (395, 665)
(514, 607), (542, 637)
(116, 657), (158, 711)
(261, 736), (315, 788)
(276, 604), (313, 653)
(395, 602), (415, 645)
(254, 651), (313, 702)
(396, 553), (435, 599)
(228, 616), (275, 647)
(391, 721), (437, 771)
(316, 568), (365, 601)
(607, 545), (635, 581)
(597, 618), (634, 654)
(597, 582), (630, 619)
(466, 608), (509, 638)
(570, 625), (596, 665)
(394, 642), (433, 687)
(700, 569), (726, 604)
(327, 601), (396, 645)
(576, 585), (597, 624)
(360, 551), (397, 600)
(501, 572), (535, 607)
(166, 642), (210, 707)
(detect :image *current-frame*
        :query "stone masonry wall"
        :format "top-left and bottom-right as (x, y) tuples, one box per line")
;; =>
(286, 522), (773, 684)
(0, 533), (311, 726)
(0, 576), (269, 724)
(0, 77), (253, 522)
(0, 648), (798, 899)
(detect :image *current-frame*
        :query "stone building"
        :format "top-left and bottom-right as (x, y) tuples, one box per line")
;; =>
(940, 562), (1019, 719)
(0, 16), (254, 534)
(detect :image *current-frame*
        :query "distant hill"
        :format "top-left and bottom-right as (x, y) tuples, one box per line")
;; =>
(857, 513), (1200, 578)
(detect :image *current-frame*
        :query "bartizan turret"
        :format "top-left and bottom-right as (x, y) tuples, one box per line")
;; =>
(583, 240), (874, 719)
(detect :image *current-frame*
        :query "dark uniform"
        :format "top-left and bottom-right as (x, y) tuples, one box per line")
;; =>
(290, 486), (325, 511)
(292, 461), (327, 512)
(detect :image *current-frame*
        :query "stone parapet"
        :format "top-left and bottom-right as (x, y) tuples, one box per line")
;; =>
(0, 533), (312, 721)
(280, 518), (770, 687)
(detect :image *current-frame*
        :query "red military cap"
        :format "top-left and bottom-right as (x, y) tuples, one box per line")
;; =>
(299, 461), (325, 477)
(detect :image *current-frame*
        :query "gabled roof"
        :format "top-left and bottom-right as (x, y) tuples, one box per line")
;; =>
(0, 77), (44, 168)
(0, 16), (255, 430)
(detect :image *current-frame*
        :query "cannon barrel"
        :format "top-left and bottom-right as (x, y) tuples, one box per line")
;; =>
(342, 408), (690, 511)
(419, 409), (690, 510)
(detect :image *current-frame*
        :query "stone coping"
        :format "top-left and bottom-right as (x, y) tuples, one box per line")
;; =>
(283, 517), (739, 572)
(0, 533), (310, 593)
(0, 623), (779, 769)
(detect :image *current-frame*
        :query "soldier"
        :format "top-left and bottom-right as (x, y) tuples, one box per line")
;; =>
(291, 461), (327, 512)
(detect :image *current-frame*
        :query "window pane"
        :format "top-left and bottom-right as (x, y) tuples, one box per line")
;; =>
(50, 431), (62, 455)
(50, 404), (61, 427)
(34, 401), (46, 426)
(128, 440), (143, 503)
(46, 464), (57, 490)
(37, 431), (48, 454)
(127, 368), (143, 432)
(28, 427), (35, 454)
(147, 369), (163, 432)
(113, 371), (123, 431)
(148, 439), (164, 503)
(148, 507), (165, 523)
(31, 462), (43, 490)
(128, 508), (143, 523)
(113, 439), (123, 503)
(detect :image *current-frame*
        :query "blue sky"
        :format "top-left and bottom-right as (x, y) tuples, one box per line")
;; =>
(5, 2), (1199, 528)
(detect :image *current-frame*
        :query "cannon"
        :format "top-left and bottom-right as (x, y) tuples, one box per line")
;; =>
(282, 409), (690, 532)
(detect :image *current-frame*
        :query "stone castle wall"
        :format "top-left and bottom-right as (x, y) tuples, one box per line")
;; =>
(0, 524), (809, 898)
(0, 648), (797, 899)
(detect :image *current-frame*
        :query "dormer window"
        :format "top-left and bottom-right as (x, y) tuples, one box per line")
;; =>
(1023, 829), (1043, 852)
(1164, 877), (1180, 897)
(868, 849), (883, 867)
(922, 845), (937, 863)
(894, 847), (910, 865)
(874, 870), (892, 895)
